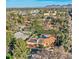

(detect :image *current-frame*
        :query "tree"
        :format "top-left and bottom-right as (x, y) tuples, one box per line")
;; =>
(14, 39), (31, 59)
(6, 32), (14, 59)
(30, 19), (44, 34)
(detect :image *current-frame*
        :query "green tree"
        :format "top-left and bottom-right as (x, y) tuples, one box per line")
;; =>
(30, 19), (44, 34)
(14, 39), (31, 59)
(6, 32), (14, 59)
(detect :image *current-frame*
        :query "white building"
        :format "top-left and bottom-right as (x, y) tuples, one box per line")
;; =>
(31, 9), (40, 14)
(44, 13), (50, 16)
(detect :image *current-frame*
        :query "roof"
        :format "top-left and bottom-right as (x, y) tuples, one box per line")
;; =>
(27, 34), (56, 48)
(28, 38), (37, 43)
(43, 36), (56, 47)
(14, 32), (30, 40)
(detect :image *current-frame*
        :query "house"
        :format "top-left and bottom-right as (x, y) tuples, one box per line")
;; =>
(19, 11), (27, 16)
(10, 10), (18, 15)
(52, 11), (57, 16)
(27, 38), (38, 48)
(14, 25), (32, 40)
(44, 13), (50, 16)
(22, 12), (27, 16)
(14, 32), (30, 40)
(43, 36), (56, 47)
(30, 9), (40, 16)
(27, 34), (56, 48)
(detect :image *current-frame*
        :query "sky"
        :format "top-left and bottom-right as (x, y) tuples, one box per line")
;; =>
(6, 0), (72, 8)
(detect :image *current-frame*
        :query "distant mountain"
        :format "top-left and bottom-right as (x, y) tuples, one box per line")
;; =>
(45, 4), (72, 8)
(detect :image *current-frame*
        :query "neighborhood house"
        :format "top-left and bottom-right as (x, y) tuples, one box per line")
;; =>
(27, 34), (56, 48)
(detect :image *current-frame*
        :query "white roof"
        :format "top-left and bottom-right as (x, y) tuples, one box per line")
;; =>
(14, 32), (30, 40)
